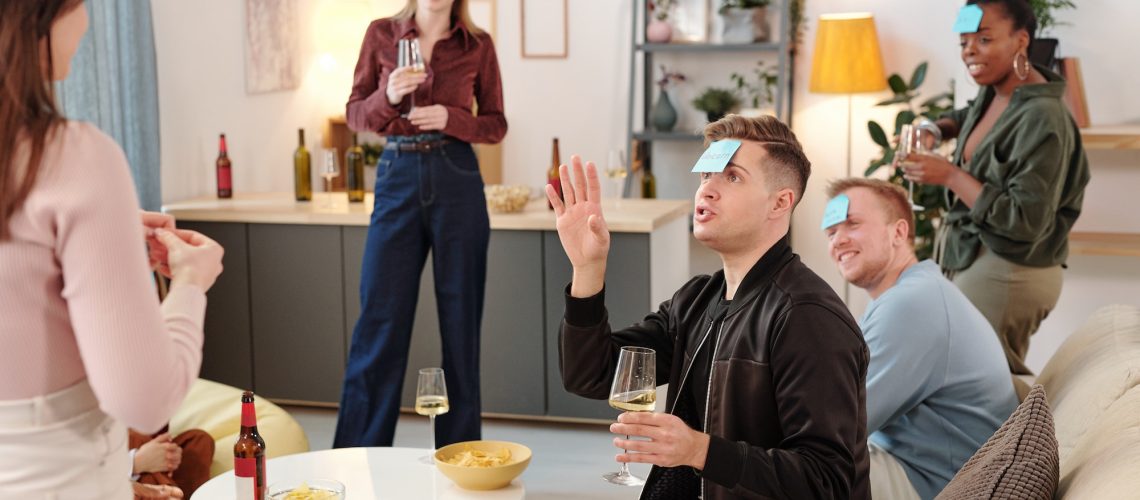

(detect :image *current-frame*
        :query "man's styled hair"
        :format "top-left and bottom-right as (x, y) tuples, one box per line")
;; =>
(703, 114), (811, 208)
(826, 178), (916, 244)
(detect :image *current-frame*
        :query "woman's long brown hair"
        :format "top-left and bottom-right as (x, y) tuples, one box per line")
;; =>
(393, 0), (485, 36)
(0, 0), (84, 240)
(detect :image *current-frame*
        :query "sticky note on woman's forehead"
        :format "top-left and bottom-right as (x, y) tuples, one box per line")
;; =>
(821, 194), (850, 230)
(953, 4), (983, 33)
(692, 140), (742, 173)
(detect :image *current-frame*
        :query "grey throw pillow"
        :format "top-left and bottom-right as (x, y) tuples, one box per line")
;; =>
(935, 384), (1059, 500)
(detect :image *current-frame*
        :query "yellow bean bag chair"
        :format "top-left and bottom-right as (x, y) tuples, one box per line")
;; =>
(168, 379), (310, 477)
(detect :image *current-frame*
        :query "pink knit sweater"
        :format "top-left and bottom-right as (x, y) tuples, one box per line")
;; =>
(0, 122), (205, 433)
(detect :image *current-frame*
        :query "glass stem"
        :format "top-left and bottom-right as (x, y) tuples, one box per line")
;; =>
(429, 414), (436, 452)
(619, 435), (631, 476)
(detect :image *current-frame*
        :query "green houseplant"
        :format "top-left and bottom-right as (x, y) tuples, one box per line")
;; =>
(692, 88), (740, 123)
(865, 62), (955, 260)
(718, 0), (772, 42)
(1025, 0), (1076, 67)
(731, 60), (778, 113)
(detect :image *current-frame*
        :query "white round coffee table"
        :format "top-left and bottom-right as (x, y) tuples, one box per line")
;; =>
(192, 447), (525, 499)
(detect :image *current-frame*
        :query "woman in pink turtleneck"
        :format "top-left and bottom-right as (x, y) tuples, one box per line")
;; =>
(0, 1), (224, 497)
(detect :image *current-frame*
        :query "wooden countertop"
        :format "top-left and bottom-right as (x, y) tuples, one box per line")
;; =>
(163, 192), (691, 233)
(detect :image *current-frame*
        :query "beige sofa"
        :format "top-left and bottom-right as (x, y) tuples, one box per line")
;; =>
(1033, 304), (1140, 499)
(169, 379), (310, 477)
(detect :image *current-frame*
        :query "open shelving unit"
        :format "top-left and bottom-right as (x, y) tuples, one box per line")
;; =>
(625, 0), (795, 196)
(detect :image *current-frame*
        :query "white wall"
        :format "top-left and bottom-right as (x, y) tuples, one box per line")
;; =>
(153, 0), (1140, 371)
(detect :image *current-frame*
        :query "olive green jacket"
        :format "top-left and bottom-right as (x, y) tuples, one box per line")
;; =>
(939, 65), (1090, 271)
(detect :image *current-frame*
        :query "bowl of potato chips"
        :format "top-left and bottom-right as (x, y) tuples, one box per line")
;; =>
(434, 440), (531, 490)
(484, 185), (532, 213)
(267, 479), (345, 500)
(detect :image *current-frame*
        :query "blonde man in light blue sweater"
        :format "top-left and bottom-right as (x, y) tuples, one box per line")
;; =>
(822, 178), (1018, 500)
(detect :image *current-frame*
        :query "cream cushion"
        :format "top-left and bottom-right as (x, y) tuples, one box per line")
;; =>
(1035, 304), (1140, 463)
(169, 379), (310, 477)
(1057, 384), (1140, 499)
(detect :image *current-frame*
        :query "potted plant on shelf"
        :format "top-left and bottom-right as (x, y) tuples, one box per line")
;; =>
(718, 0), (772, 43)
(1026, 0), (1075, 68)
(865, 62), (955, 260)
(651, 65), (686, 132)
(692, 87), (740, 123)
(731, 60), (778, 117)
(646, 0), (676, 43)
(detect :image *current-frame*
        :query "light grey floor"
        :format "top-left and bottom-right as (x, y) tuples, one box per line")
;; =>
(285, 406), (652, 500)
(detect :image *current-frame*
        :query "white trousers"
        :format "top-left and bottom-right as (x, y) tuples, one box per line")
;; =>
(0, 380), (131, 499)
(870, 442), (921, 500)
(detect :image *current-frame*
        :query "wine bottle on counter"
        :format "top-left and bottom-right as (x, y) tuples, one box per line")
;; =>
(638, 141), (656, 199)
(234, 391), (266, 500)
(294, 129), (312, 201)
(216, 133), (232, 199)
(346, 134), (365, 203)
(547, 137), (562, 210)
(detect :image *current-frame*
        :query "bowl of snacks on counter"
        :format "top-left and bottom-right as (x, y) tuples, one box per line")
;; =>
(484, 185), (532, 213)
(267, 479), (345, 500)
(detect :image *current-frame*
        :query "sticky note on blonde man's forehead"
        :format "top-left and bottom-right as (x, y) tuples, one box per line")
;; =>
(692, 140), (742, 173)
(821, 194), (850, 230)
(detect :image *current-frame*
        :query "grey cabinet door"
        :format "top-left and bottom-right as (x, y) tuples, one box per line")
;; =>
(180, 222), (252, 390)
(342, 229), (545, 416)
(249, 224), (345, 403)
(544, 231), (651, 420)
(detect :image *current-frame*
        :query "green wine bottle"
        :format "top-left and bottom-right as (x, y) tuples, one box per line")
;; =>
(294, 129), (312, 201)
(346, 134), (365, 203)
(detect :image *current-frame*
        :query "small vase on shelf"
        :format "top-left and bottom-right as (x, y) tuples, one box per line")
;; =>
(647, 19), (673, 43)
(650, 92), (678, 132)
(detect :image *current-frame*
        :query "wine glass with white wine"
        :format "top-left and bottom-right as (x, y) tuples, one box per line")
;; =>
(415, 367), (449, 464)
(896, 125), (924, 212)
(320, 149), (340, 209)
(603, 149), (628, 208)
(397, 38), (426, 117)
(603, 346), (656, 486)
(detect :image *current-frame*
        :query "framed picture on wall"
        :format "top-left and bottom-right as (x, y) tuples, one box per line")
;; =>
(244, 0), (299, 94)
(469, 0), (497, 40)
(520, 0), (567, 58)
(672, 0), (708, 43)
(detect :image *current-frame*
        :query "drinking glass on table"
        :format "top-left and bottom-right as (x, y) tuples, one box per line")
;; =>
(603, 346), (656, 486)
(415, 367), (449, 464)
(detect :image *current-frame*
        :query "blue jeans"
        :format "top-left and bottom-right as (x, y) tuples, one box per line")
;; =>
(334, 137), (488, 448)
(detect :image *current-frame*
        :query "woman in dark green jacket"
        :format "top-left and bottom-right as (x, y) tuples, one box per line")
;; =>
(900, 0), (1090, 376)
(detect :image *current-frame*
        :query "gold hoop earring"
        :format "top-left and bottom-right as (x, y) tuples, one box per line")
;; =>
(1013, 53), (1030, 81)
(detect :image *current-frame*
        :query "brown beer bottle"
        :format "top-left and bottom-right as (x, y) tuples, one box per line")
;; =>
(233, 391), (266, 500)
(216, 133), (233, 199)
(546, 137), (562, 210)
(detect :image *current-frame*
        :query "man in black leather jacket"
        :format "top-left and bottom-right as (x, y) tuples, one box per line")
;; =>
(547, 115), (870, 500)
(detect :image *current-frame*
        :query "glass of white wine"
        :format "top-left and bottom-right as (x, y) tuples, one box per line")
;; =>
(603, 149), (628, 208)
(896, 124), (924, 212)
(415, 367), (449, 464)
(397, 38), (426, 116)
(603, 346), (656, 486)
(321, 149), (340, 209)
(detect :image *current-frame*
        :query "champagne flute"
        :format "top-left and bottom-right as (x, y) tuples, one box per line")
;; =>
(896, 125), (923, 211)
(603, 346), (656, 486)
(603, 149), (628, 208)
(415, 367), (449, 464)
(321, 149), (340, 209)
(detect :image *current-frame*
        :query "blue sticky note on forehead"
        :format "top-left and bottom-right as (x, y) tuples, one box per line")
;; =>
(953, 4), (983, 33)
(691, 140), (742, 173)
(821, 194), (850, 230)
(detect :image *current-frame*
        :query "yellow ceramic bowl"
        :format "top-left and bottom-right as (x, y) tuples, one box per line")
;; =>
(434, 440), (532, 490)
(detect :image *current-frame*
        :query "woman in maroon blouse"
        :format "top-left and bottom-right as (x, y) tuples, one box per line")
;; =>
(335, 0), (506, 449)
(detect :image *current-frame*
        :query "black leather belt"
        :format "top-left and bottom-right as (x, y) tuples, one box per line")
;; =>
(387, 139), (450, 152)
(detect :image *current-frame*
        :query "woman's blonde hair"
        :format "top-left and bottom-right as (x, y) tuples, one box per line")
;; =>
(394, 0), (485, 36)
